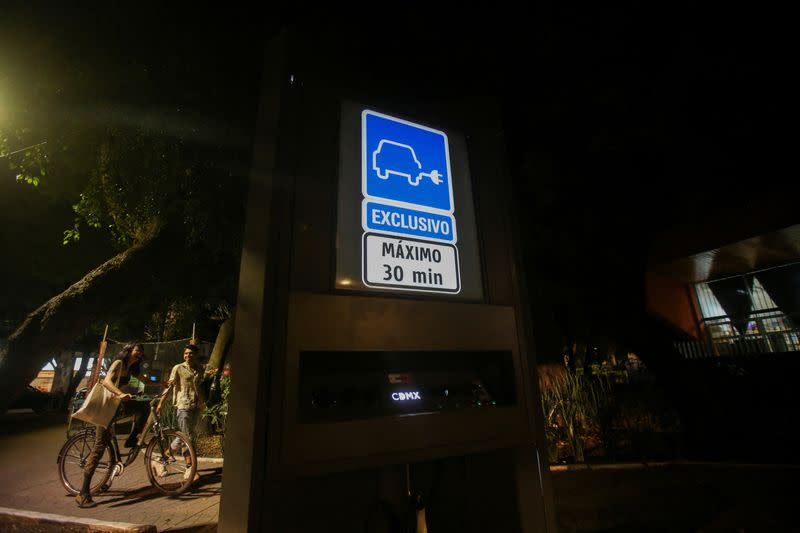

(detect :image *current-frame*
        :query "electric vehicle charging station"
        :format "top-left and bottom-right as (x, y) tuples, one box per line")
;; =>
(218, 28), (557, 533)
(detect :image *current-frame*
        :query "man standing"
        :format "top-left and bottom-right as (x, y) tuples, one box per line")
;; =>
(168, 343), (204, 481)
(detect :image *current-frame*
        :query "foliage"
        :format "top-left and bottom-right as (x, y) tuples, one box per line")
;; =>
(540, 362), (681, 464)
(144, 298), (201, 342)
(2, 80), (248, 257)
(2, 85), (249, 338)
(158, 396), (179, 431)
(0, 135), (48, 187)
(53, 127), (229, 249)
(541, 366), (611, 463)
(201, 374), (230, 435)
(1, 87), (105, 206)
(207, 300), (232, 322)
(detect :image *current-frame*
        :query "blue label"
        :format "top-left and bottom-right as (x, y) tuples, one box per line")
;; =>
(363, 110), (454, 213)
(364, 201), (456, 243)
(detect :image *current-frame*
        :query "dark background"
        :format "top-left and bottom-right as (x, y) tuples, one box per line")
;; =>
(1, 7), (793, 462)
(2, 6), (789, 349)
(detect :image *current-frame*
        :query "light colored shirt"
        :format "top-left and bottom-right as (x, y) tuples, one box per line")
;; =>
(169, 362), (202, 410)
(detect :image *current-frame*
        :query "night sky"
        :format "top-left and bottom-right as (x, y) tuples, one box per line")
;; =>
(1, 7), (791, 359)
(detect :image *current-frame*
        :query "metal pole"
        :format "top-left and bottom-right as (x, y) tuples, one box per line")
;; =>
(88, 324), (109, 388)
(405, 463), (411, 498)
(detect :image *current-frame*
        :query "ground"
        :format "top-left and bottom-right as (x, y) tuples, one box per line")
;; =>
(551, 463), (799, 532)
(0, 411), (220, 532)
(194, 435), (223, 459)
(3, 410), (799, 532)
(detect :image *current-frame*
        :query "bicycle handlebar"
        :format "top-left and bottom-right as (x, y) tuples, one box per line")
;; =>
(149, 383), (174, 408)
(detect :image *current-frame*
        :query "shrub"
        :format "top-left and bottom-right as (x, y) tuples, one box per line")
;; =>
(540, 361), (682, 464)
(202, 374), (230, 435)
(540, 367), (610, 463)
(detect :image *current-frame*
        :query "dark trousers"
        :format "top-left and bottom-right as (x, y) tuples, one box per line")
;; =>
(83, 401), (149, 477)
(83, 424), (113, 476)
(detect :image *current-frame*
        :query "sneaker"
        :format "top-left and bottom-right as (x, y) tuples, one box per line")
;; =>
(183, 469), (200, 483)
(155, 462), (168, 478)
(75, 494), (97, 508)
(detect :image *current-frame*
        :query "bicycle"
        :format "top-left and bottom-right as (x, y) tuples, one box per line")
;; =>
(57, 385), (197, 497)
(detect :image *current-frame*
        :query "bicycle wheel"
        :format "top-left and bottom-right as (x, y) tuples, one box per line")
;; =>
(144, 429), (197, 496)
(57, 430), (113, 495)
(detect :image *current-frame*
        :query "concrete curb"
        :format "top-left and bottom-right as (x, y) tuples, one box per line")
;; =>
(550, 461), (669, 472)
(549, 460), (800, 472)
(0, 506), (156, 533)
(197, 457), (224, 464)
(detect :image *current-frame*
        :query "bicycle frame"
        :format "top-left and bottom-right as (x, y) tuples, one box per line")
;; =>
(102, 385), (175, 476)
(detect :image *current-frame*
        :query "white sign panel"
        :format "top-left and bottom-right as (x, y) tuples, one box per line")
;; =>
(363, 234), (460, 293)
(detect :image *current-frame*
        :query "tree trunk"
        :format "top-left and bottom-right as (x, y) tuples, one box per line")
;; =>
(50, 350), (76, 396)
(203, 315), (234, 406)
(206, 315), (234, 375)
(0, 229), (181, 413)
(63, 351), (91, 409)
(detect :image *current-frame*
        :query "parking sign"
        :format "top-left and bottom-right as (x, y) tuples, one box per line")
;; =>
(362, 110), (454, 213)
(361, 109), (461, 293)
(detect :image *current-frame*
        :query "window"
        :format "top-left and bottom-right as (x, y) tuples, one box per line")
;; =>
(693, 264), (800, 354)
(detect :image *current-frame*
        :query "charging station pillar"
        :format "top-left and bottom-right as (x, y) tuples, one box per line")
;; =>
(219, 28), (557, 533)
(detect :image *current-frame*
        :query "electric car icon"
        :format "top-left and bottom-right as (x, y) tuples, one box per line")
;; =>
(372, 139), (443, 187)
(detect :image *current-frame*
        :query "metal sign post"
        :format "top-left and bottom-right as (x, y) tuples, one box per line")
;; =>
(87, 324), (109, 388)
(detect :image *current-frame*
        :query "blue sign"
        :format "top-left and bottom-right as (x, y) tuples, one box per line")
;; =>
(362, 200), (456, 243)
(362, 110), (454, 213)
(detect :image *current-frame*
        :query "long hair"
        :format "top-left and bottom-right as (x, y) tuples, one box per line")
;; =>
(113, 342), (144, 375)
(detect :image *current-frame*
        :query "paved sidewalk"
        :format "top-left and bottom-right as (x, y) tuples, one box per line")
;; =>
(550, 460), (796, 532)
(0, 412), (220, 532)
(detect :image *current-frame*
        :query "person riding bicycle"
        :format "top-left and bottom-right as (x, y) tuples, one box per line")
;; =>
(76, 342), (147, 508)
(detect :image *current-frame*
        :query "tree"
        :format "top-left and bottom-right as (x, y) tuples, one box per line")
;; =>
(0, 121), (248, 414)
(0, 8), (261, 413)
